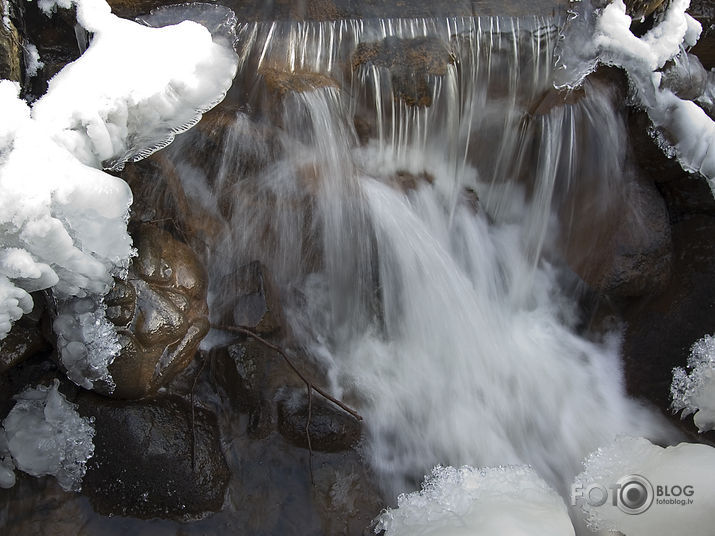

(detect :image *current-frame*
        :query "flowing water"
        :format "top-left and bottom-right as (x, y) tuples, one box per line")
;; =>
(152, 13), (675, 504)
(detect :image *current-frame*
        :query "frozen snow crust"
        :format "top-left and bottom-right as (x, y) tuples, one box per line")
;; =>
(0, 0), (238, 388)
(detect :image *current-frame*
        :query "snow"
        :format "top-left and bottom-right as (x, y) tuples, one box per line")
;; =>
(22, 43), (44, 78)
(672, 334), (715, 432)
(573, 436), (715, 536)
(558, 0), (715, 191)
(375, 465), (575, 536)
(1, 380), (95, 491)
(0, 0), (238, 387)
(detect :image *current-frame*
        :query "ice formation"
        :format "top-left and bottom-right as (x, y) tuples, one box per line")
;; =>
(558, 0), (715, 191)
(572, 436), (715, 535)
(0, 380), (95, 491)
(671, 334), (715, 432)
(0, 0), (238, 387)
(374, 465), (575, 536)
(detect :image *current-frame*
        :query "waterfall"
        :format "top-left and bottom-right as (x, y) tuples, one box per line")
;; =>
(152, 13), (673, 504)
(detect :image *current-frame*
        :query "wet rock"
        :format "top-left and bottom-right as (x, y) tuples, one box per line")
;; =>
(22, 1), (81, 96)
(392, 170), (435, 192)
(277, 390), (361, 453)
(104, 224), (209, 399)
(213, 261), (283, 335)
(260, 67), (339, 97)
(659, 53), (709, 102)
(563, 173), (672, 297)
(352, 36), (453, 106)
(78, 393), (229, 520)
(0, 0), (22, 82)
(688, 0), (715, 70)
(624, 0), (668, 20)
(622, 215), (715, 443)
(0, 294), (50, 375)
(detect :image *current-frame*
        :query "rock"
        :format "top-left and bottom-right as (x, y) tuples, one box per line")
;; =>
(277, 390), (361, 453)
(563, 173), (672, 297)
(689, 0), (715, 70)
(260, 67), (339, 97)
(78, 393), (229, 520)
(352, 36), (453, 107)
(0, 293), (50, 375)
(622, 215), (715, 443)
(104, 224), (209, 399)
(659, 53), (709, 102)
(624, 0), (668, 20)
(213, 261), (283, 336)
(0, 0), (22, 82)
(22, 1), (81, 97)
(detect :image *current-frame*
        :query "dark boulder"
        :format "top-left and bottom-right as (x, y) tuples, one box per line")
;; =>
(78, 393), (229, 520)
(622, 215), (715, 443)
(277, 390), (361, 453)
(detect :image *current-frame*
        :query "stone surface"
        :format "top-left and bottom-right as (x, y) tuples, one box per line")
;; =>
(277, 390), (361, 453)
(562, 173), (672, 297)
(622, 215), (715, 443)
(0, 0), (22, 82)
(352, 36), (453, 107)
(688, 0), (714, 70)
(0, 293), (50, 375)
(213, 261), (283, 335)
(104, 224), (209, 399)
(658, 53), (709, 102)
(78, 393), (229, 520)
(624, 0), (668, 20)
(260, 67), (339, 96)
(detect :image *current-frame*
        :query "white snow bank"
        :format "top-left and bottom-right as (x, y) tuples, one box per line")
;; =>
(0, 0), (238, 387)
(33, 0), (239, 171)
(572, 436), (715, 535)
(375, 465), (575, 536)
(0, 380), (95, 491)
(671, 334), (715, 432)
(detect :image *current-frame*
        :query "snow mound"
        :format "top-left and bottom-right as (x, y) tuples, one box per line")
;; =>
(375, 465), (575, 536)
(573, 436), (715, 535)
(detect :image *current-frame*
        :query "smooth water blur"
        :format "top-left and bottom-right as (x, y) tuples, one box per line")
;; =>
(155, 14), (672, 503)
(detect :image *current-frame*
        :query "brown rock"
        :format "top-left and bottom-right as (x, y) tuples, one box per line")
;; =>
(563, 173), (672, 297)
(0, 0), (22, 82)
(260, 67), (339, 96)
(624, 0), (668, 20)
(0, 294), (50, 375)
(104, 224), (209, 399)
(352, 36), (454, 107)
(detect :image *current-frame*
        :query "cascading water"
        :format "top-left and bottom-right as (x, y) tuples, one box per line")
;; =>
(141, 9), (675, 526)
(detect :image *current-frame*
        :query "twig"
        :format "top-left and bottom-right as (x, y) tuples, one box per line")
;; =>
(190, 356), (208, 472)
(214, 324), (363, 422)
(306, 383), (314, 485)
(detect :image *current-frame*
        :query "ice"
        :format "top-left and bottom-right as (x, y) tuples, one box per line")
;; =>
(557, 0), (715, 189)
(0, 0), (238, 387)
(1, 379), (95, 491)
(22, 43), (44, 78)
(671, 334), (715, 432)
(375, 465), (575, 536)
(572, 436), (715, 535)
(32, 0), (239, 171)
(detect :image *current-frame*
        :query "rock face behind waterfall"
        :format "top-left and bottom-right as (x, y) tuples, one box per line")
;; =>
(104, 224), (209, 399)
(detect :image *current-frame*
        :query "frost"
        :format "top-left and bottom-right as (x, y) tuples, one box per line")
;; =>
(375, 465), (575, 536)
(53, 297), (121, 391)
(671, 334), (715, 432)
(22, 43), (44, 78)
(0, 0), (238, 388)
(1, 380), (95, 491)
(572, 436), (715, 535)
